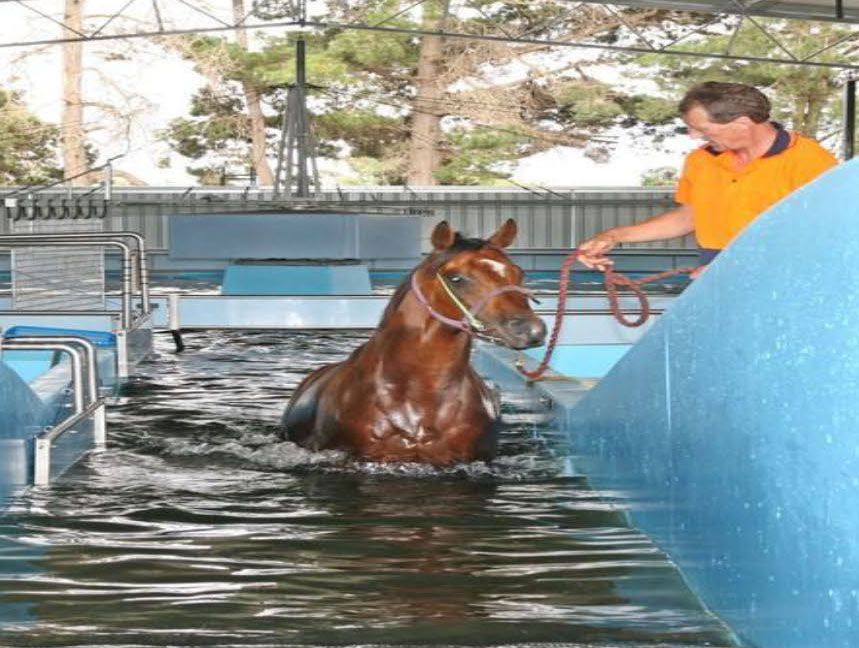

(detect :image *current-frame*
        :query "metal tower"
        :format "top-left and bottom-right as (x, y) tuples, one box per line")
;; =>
(273, 39), (320, 198)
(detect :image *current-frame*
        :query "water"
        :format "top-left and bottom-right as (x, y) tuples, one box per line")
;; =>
(0, 331), (731, 647)
(98, 269), (689, 297)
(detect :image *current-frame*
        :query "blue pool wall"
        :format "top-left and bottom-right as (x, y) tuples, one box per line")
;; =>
(222, 264), (373, 295)
(567, 158), (859, 648)
(169, 212), (421, 261)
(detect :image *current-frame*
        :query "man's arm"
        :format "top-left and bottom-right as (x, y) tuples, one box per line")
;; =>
(577, 204), (694, 270)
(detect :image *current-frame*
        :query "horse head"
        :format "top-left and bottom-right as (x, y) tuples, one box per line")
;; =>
(412, 219), (547, 350)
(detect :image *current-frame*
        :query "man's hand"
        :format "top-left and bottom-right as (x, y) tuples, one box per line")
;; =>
(577, 230), (620, 270)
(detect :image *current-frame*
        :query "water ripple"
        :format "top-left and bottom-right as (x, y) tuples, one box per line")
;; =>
(0, 331), (732, 648)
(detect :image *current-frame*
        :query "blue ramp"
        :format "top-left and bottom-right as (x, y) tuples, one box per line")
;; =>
(567, 158), (859, 648)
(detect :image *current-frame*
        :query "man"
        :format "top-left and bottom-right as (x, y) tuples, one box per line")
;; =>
(577, 82), (838, 271)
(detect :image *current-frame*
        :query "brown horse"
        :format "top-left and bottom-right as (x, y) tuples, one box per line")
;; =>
(280, 219), (547, 464)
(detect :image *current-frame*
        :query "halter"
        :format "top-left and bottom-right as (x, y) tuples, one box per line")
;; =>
(410, 270), (535, 335)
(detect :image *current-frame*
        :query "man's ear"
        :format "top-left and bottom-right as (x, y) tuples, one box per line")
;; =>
(488, 219), (517, 248)
(431, 221), (456, 251)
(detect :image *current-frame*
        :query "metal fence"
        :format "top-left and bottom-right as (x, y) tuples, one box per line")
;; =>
(1, 186), (692, 253)
(9, 218), (105, 311)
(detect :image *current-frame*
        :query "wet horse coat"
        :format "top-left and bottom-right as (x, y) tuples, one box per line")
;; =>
(280, 219), (546, 464)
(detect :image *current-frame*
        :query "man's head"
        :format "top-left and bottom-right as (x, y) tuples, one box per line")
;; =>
(679, 82), (772, 152)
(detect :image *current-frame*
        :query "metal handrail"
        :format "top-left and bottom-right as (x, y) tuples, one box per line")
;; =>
(0, 231), (151, 312)
(0, 238), (135, 328)
(0, 335), (106, 485)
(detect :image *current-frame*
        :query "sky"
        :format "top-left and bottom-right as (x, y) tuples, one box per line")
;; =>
(0, 0), (696, 188)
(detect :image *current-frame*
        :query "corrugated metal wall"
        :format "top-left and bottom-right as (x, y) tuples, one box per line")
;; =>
(1, 187), (692, 252)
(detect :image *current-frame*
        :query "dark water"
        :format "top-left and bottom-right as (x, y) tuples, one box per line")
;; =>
(0, 331), (730, 648)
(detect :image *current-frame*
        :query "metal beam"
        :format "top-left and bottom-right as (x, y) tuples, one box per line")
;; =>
(844, 78), (856, 159)
(0, 4), (856, 72)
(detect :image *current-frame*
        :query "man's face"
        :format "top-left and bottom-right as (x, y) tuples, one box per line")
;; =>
(682, 104), (752, 152)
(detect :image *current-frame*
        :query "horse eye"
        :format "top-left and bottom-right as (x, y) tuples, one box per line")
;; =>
(447, 273), (464, 284)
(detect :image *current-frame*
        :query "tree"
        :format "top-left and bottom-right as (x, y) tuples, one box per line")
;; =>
(171, 3), (826, 186)
(633, 18), (852, 142)
(0, 88), (62, 184)
(232, 0), (274, 185)
(408, 0), (447, 185)
(62, 0), (87, 185)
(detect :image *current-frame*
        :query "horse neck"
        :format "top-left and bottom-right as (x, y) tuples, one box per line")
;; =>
(370, 287), (474, 382)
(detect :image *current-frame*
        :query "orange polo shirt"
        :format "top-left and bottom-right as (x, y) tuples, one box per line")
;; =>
(675, 128), (837, 250)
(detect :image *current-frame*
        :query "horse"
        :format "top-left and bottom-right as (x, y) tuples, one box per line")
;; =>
(280, 219), (547, 465)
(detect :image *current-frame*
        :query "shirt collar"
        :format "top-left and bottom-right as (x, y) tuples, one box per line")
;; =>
(762, 122), (790, 157)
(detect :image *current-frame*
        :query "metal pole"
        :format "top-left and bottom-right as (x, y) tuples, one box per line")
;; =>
(844, 78), (856, 160)
(296, 38), (309, 197)
(104, 160), (113, 201)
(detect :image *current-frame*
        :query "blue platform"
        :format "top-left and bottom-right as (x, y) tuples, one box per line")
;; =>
(3, 325), (117, 347)
(566, 158), (859, 648)
(221, 264), (372, 295)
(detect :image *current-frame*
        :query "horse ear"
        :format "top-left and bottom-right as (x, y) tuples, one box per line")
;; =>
(431, 221), (456, 250)
(488, 219), (517, 248)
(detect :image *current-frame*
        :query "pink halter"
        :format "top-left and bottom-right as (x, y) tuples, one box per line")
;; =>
(410, 271), (535, 334)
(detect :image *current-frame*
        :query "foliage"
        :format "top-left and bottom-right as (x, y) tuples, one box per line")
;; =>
(640, 166), (679, 187)
(314, 110), (404, 158)
(554, 80), (624, 126)
(160, 4), (852, 186)
(632, 19), (851, 140)
(0, 88), (62, 185)
(434, 127), (530, 185)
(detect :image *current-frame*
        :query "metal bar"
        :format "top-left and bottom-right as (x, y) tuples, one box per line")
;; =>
(0, 231), (150, 314)
(168, 293), (181, 330)
(104, 160), (113, 201)
(41, 399), (105, 443)
(33, 399), (104, 486)
(601, 3), (657, 50)
(2, 335), (107, 471)
(845, 78), (856, 160)
(4, 336), (99, 404)
(725, 16), (745, 55)
(0, 310), (121, 317)
(727, 0), (799, 60)
(800, 30), (859, 62)
(296, 40), (309, 198)
(298, 20), (859, 70)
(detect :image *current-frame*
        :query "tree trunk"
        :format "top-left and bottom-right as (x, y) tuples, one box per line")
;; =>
(407, 1), (447, 186)
(62, 0), (88, 186)
(233, 0), (274, 186)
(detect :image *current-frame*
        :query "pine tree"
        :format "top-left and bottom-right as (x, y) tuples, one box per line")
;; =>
(0, 88), (62, 184)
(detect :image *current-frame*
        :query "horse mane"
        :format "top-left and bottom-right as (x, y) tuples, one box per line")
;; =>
(380, 233), (487, 323)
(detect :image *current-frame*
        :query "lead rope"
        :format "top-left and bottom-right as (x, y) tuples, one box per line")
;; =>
(515, 250), (701, 381)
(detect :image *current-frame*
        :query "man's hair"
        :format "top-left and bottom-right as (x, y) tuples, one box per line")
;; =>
(679, 82), (771, 124)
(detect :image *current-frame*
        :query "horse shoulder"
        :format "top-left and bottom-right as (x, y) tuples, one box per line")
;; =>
(468, 368), (500, 421)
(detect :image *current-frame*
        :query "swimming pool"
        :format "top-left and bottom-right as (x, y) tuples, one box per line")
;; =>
(0, 330), (730, 647)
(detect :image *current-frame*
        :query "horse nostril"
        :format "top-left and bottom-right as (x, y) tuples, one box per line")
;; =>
(507, 316), (547, 347)
(529, 318), (547, 345)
